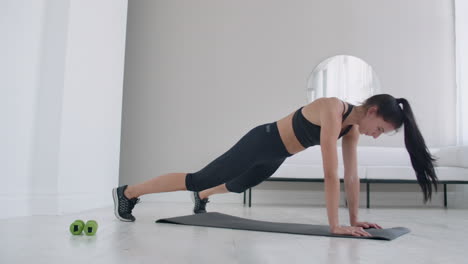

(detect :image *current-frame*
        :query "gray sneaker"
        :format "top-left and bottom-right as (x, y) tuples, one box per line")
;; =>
(112, 185), (140, 222)
(192, 192), (209, 214)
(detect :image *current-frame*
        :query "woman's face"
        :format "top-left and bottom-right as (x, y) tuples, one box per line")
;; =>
(358, 106), (396, 139)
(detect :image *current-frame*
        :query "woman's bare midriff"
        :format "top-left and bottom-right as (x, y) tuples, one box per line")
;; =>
(276, 99), (349, 155)
(276, 111), (306, 155)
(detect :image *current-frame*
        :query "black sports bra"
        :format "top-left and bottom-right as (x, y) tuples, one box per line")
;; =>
(292, 101), (354, 148)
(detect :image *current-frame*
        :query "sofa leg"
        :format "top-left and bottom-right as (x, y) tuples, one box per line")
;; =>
(243, 191), (246, 205)
(249, 188), (252, 207)
(366, 182), (370, 209)
(444, 184), (447, 208)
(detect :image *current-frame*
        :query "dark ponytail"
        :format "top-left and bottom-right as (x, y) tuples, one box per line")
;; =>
(396, 98), (438, 203)
(362, 94), (439, 203)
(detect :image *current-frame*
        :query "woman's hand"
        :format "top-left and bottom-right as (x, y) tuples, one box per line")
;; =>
(330, 225), (373, 237)
(353, 221), (383, 229)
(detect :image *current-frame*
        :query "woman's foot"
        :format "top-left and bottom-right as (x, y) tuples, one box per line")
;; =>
(112, 185), (140, 222)
(192, 192), (209, 214)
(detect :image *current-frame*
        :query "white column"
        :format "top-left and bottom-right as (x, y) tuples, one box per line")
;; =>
(2, 0), (128, 218)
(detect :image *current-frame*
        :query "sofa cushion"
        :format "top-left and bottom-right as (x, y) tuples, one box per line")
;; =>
(366, 166), (468, 182)
(366, 166), (416, 181)
(270, 164), (366, 179)
(434, 167), (468, 181)
(458, 146), (468, 167)
(273, 146), (468, 182)
(432, 146), (459, 167)
(285, 146), (416, 166)
(433, 146), (468, 168)
(353, 147), (412, 166)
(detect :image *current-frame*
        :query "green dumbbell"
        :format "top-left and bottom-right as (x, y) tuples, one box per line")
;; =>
(69, 220), (85, 235)
(84, 220), (98, 236)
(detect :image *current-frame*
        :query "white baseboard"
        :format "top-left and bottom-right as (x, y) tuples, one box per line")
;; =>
(1, 192), (114, 219)
(1, 194), (30, 219)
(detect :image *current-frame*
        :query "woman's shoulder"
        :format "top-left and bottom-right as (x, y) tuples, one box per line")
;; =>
(304, 97), (345, 115)
(300, 97), (345, 126)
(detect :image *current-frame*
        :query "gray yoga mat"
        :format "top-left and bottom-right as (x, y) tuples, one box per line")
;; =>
(156, 212), (410, 241)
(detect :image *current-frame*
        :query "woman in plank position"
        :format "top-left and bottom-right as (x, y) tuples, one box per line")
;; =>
(113, 94), (438, 237)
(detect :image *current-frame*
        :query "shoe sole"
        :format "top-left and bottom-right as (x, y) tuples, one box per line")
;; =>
(112, 188), (134, 222)
(190, 192), (196, 214)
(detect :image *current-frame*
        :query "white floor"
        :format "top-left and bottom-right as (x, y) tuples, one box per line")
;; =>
(1, 201), (467, 264)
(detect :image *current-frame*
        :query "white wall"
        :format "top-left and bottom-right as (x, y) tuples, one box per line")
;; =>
(1, 0), (47, 218)
(454, 0), (468, 207)
(120, 0), (458, 207)
(456, 0), (468, 145)
(1, 0), (128, 219)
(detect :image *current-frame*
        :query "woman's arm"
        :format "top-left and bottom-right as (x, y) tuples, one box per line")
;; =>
(342, 126), (383, 231)
(319, 98), (373, 237)
(319, 98), (343, 230)
(342, 126), (360, 225)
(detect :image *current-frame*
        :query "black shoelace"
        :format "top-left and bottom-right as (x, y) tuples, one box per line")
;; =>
(120, 197), (140, 213)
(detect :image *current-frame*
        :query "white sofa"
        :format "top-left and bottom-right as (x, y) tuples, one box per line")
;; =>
(243, 146), (468, 208)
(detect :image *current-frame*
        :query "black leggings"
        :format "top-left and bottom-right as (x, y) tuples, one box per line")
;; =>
(185, 122), (293, 193)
